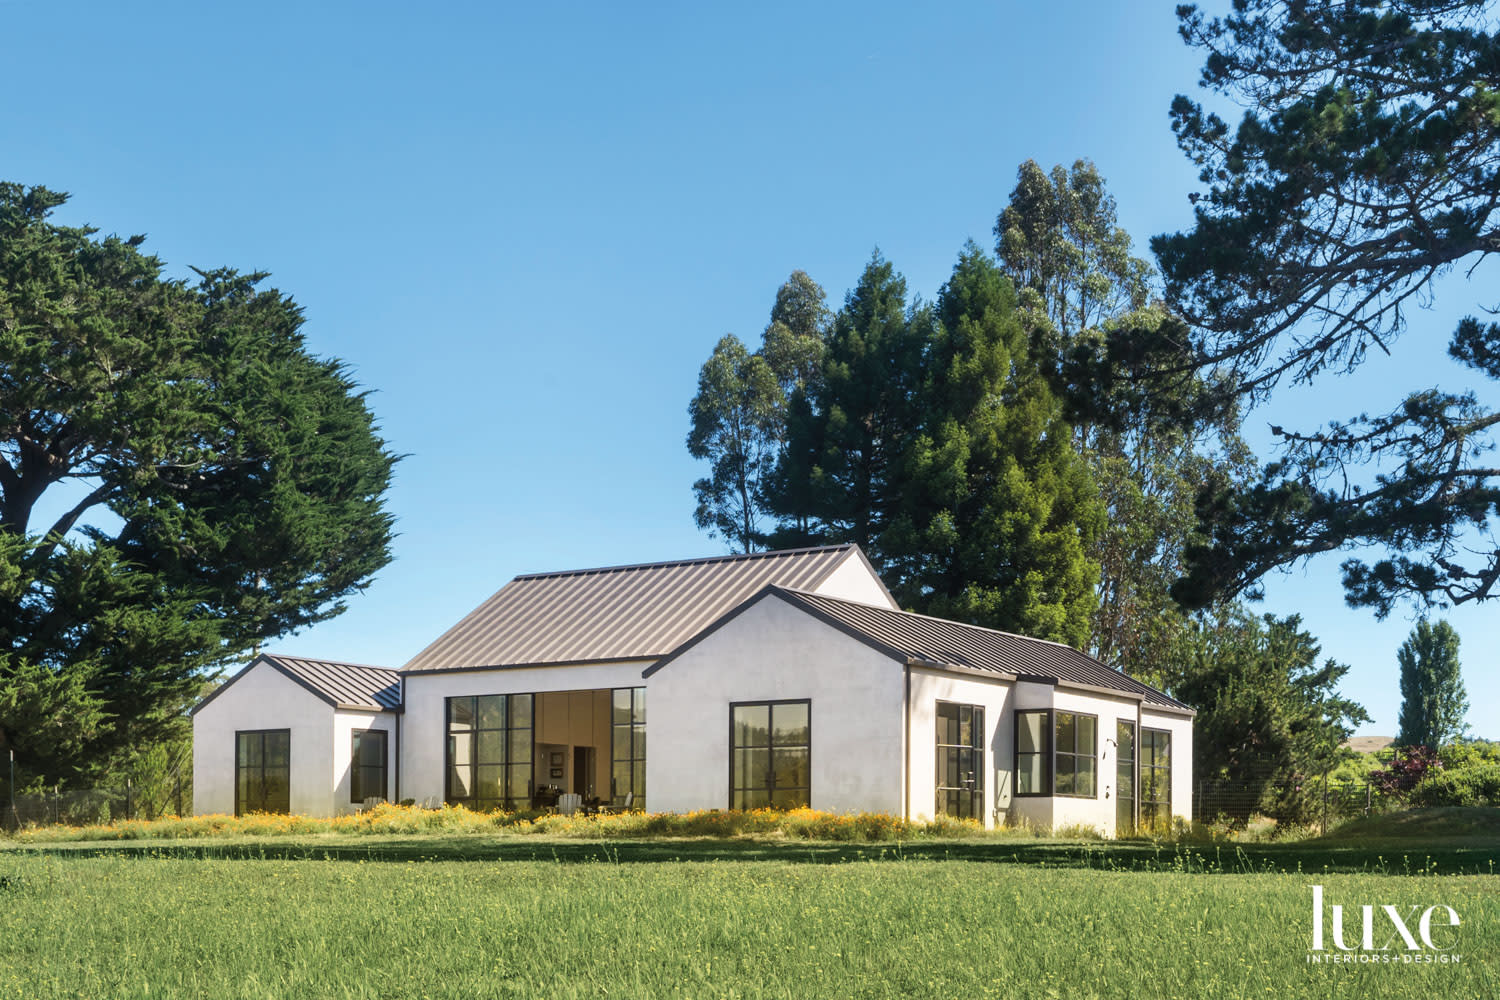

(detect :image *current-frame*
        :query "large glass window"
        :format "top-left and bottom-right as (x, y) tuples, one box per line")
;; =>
(611, 687), (646, 810)
(446, 694), (533, 811)
(351, 729), (388, 804)
(1054, 712), (1097, 798)
(236, 730), (290, 816)
(1014, 709), (1099, 798)
(731, 700), (809, 810)
(935, 702), (984, 820)
(1141, 728), (1171, 828)
(1014, 710), (1050, 796)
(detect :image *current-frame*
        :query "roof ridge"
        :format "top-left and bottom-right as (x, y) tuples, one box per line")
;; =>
(262, 654), (398, 674)
(511, 544), (856, 581)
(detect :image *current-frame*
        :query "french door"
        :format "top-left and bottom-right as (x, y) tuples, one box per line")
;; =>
(935, 702), (984, 820)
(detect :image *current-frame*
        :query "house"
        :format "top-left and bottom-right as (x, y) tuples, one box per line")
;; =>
(191, 544), (1194, 834)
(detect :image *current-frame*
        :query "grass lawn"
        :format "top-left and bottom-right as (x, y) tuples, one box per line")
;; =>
(0, 811), (1495, 999)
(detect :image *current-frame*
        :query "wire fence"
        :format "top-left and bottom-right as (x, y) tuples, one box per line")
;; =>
(1194, 769), (1391, 833)
(2, 753), (192, 832)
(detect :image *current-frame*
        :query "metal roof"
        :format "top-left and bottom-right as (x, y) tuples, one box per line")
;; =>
(403, 544), (878, 672)
(671, 586), (1192, 712)
(192, 654), (401, 715)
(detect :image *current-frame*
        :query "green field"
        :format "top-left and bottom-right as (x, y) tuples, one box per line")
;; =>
(1, 825), (1496, 1000)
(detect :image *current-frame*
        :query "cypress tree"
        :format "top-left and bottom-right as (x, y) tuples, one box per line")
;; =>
(1396, 620), (1468, 749)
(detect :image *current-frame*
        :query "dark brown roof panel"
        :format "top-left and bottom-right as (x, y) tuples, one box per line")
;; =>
(403, 545), (876, 672)
(266, 655), (402, 711)
(772, 588), (1193, 712)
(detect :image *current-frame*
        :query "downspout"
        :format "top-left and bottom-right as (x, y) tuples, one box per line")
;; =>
(903, 662), (911, 823)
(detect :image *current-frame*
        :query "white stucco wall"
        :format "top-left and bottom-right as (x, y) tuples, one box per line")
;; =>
(1142, 706), (1195, 825)
(332, 709), (398, 815)
(966, 681), (1195, 837)
(811, 553), (899, 608)
(1047, 686), (1140, 837)
(400, 662), (650, 807)
(191, 661), (335, 817)
(906, 667), (1014, 828)
(647, 593), (904, 815)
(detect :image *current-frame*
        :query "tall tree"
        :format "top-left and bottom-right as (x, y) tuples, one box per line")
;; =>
(760, 248), (1102, 644)
(686, 334), (781, 553)
(1396, 619), (1468, 749)
(760, 269), (830, 398)
(996, 159), (1152, 342)
(0, 184), (397, 785)
(885, 243), (1102, 646)
(1171, 609), (1370, 822)
(996, 161), (1254, 670)
(770, 252), (927, 556)
(686, 272), (831, 552)
(1151, 1), (1500, 615)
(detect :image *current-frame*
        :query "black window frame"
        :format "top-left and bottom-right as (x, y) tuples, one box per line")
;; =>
(610, 686), (646, 810)
(445, 693), (534, 812)
(1013, 709), (1052, 798)
(1053, 711), (1098, 799)
(729, 699), (810, 811)
(934, 700), (985, 820)
(1140, 727), (1172, 827)
(235, 729), (290, 816)
(350, 728), (388, 804)
(1115, 719), (1137, 836)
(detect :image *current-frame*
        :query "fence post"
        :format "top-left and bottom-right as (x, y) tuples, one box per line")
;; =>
(1321, 772), (1328, 836)
(175, 771), (183, 819)
(125, 777), (132, 822)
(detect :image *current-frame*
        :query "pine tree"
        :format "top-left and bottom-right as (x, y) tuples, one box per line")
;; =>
(886, 243), (1101, 646)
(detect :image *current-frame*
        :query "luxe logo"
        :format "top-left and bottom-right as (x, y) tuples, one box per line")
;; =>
(1308, 885), (1462, 963)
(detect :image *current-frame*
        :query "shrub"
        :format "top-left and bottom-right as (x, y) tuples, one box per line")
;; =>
(1370, 746), (1442, 797)
(1409, 764), (1500, 807)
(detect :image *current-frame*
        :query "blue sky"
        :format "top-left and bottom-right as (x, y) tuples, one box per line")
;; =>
(4, 0), (1492, 737)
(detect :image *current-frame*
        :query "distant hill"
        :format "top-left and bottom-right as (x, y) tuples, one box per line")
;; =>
(1343, 735), (1396, 754)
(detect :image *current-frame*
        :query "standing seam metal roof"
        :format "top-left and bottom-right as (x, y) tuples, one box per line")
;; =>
(767, 588), (1193, 711)
(191, 654), (401, 716)
(402, 545), (874, 671)
(267, 655), (402, 711)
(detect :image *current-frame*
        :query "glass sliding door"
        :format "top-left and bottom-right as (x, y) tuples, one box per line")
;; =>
(446, 693), (534, 811)
(935, 702), (984, 820)
(1115, 720), (1135, 835)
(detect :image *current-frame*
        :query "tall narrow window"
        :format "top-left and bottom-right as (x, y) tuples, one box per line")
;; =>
(611, 687), (646, 809)
(446, 694), (534, 811)
(351, 729), (388, 804)
(935, 702), (984, 820)
(730, 700), (809, 810)
(1014, 710), (1050, 796)
(1140, 728), (1172, 827)
(1054, 712), (1097, 798)
(1115, 720), (1136, 835)
(236, 730), (290, 816)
